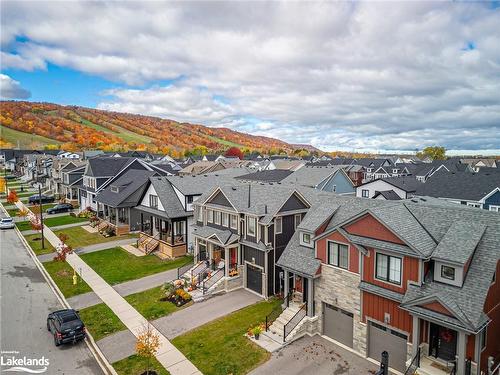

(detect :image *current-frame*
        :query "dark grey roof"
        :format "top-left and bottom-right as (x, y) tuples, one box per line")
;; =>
(148, 176), (189, 218)
(297, 202), (339, 232)
(191, 224), (239, 245)
(276, 231), (321, 277)
(95, 170), (156, 207)
(415, 171), (500, 201)
(343, 232), (415, 256)
(359, 281), (404, 302)
(431, 221), (486, 265)
(86, 157), (135, 177)
(373, 190), (402, 200)
(166, 174), (230, 196)
(281, 166), (344, 187)
(235, 169), (293, 182)
(379, 176), (421, 192)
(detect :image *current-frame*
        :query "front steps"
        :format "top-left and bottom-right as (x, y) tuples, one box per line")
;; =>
(263, 303), (312, 348)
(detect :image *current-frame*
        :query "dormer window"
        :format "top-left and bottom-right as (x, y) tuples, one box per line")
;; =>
(302, 232), (311, 244)
(441, 265), (455, 280)
(392, 169), (398, 173)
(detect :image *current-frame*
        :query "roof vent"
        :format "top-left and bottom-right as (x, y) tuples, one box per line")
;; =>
(232, 186), (237, 190)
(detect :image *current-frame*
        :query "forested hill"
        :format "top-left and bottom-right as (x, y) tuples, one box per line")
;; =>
(0, 101), (302, 156)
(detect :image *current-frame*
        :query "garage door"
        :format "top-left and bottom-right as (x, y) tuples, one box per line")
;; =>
(323, 303), (353, 347)
(246, 264), (262, 295)
(368, 321), (408, 372)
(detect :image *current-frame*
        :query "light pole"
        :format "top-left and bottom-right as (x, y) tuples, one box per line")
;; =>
(38, 182), (45, 249)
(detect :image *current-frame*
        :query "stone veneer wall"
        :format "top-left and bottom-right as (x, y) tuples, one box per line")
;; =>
(314, 265), (367, 356)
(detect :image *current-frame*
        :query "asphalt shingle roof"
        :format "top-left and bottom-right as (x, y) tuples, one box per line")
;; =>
(147, 176), (189, 219)
(276, 231), (321, 277)
(86, 157), (134, 177)
(235, 169), (294, 182)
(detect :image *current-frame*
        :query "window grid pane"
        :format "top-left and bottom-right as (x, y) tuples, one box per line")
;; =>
(376, 254), (388, 280)
(339, 244), (348, 269)
(389, 257), (401, 283)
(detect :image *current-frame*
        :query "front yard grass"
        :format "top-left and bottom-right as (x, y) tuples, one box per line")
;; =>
(42, 260), (92, 298)
(24, 233), (55, 255)
(53, 226), (137, 248)
(172, 298), (282, 375)
(79, 303), (126, 341)
(113, 354), (169, 375)
(125, 285), (191, 320)
(80, 247), (193, 285)
(16, 215), (88, 231)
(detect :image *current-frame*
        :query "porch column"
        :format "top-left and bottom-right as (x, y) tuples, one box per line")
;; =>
(224, 247), (229, 277)
(283, 270), (289, 309)
(307, 277), (314, 317)
(412, 315), (420, 357)
(456, 330), (466, 375)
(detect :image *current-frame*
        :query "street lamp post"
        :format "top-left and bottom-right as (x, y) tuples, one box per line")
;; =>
(38, 183), (45, 249)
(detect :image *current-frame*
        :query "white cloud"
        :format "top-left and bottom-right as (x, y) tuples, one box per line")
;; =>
(1, 1), (499, 151)
(0, 74), (31, 99)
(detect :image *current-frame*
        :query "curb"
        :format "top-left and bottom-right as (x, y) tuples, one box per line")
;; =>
(2, 199), (118, 375)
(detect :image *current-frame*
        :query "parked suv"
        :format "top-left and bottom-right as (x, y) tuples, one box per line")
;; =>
(28, 194), (55, 204)
(47, 309), (86, 346)
(0, 217), (15, 229)
(46, 203), (73, 214)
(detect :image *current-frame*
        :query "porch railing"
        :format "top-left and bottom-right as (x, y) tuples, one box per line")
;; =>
(448, 360), (457, 375)
(202, 267), (224, 294)
(265, 293), (287, 332)
(177, 262), (194, 280)
(283, 302), (307, 342)
(404, 347), (420, 375)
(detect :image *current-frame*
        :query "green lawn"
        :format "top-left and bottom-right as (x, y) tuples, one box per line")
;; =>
(80, 247), (193, 285)
(6, 207), (20, 216)
(53, 226), (137, 248)
(16, 215), (88, 231)
(113, 354), (169, 375)
(42, 260), (92, 298)
(125, 285), (191, 320)
(6, 203), (57, 217)
(172, 299), (281, 375)
(0, 124), (62, 147)
(79, 303), (126, 341)
(206, 134), (244, 148)
(24, 233), (55, 255)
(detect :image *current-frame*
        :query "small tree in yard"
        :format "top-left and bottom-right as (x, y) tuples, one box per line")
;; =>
(224, 147), (244, 160)
(53, 233), (73, 262)
(17, 207), (29, 218)
(136, 324), (161, 375)
(7, 189), (18, 203)
(0, 178), (6, 194)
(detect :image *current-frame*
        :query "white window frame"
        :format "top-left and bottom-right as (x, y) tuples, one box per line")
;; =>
(222, 212), (229, 227)
(327, 241), (349, 270)
(481, 328), (487, 351)
(230, 214), (238, 230)
(207, 209), (214, 223)
(214, 210), (221, 225)
(489, 205), (500, 212)
(294, 214), (301, 229)
(302, 232), (311, 244)
(197, 207), (203, 222)
(467, 202), (482, 209)
(247, 216), (256, 237)
(275, 216), (282, 234)
(441, 265), (455, 280)
(375, 252), (402, 286)
(362, 189), (369, 198)
(149, 194), (158, 209)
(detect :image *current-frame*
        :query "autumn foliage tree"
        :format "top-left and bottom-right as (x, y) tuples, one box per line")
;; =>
(7, 189), (18, 203)
(53, 233), (73, 262)
(136, 324), (161, 375)
(0, 178), (6, 194)
(224, 147), (244, 160)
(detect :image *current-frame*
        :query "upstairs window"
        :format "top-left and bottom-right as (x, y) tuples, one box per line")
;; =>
(327, 242), (348, 269)
(214, 211), (221, 225)
(302, 232), (311, 244)
(294, 214), (302, 229)
(187, 195), (194, 204)
(441, 265), (455, 280)
(207, 209), (214, 223)
(376, 253), (402, 285)
(197, 207), (203, 222)
(222, 212), (229, 227)
(275, 217), (282, 234)
(362, 189), (369, 198)
(149, 195), (158, 209)
(230, 214), (238, 229)
(247, 216), (256, 236)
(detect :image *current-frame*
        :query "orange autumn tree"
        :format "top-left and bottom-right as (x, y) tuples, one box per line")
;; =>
(7, 189), (18, 203)
(136, 324), (160, 375)
(0, 178), (6, 194)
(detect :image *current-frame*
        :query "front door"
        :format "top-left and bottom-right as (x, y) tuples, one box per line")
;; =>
(430, 323), (457, 361)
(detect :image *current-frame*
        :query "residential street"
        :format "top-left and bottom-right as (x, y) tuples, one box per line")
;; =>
(0, 216), (103, 374)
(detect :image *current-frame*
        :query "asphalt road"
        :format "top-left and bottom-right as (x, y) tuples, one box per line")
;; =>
(0, 213), (103, 374)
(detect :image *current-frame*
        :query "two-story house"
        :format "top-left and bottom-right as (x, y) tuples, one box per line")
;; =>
(277, 196), (499, 375)
(190, 183), (318, 298)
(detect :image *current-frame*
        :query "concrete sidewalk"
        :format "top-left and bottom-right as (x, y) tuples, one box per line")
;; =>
(96, 289), (262, 363)
(22, 221), (89, 235)
(15, 199), (201, 375)
(74, 238), (137, 254)
(67, 266), (187, 310)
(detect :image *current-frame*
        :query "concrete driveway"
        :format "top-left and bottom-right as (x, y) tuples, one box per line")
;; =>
(251, 335), (379, 375)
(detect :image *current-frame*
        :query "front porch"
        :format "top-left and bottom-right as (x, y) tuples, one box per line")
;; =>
(407, 316), (475, 375)
(96, 202), (131, 236)
(137, 212), (188, 259)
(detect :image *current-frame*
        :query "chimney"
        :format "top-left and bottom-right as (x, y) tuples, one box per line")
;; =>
(265, 204), (268, 214)
(248, 184), (251, 208)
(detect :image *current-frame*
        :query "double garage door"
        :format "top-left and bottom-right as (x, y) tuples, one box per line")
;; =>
(246, 264), (262, 295)
(368, 321), (408, 372)
(323, 303), (354, 347)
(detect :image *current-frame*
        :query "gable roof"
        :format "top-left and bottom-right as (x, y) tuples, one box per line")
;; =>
(143, 176), (189, 219)
(373, 190), (402, 200)
(281, 166), (346, 188)
(235, 169), (293, 182)
(86, 157), (135, 177)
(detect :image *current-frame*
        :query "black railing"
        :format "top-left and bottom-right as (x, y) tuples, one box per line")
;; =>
(283, 303), (307, 342)
(374, 351), (389, 375)
(404, 347), (420, 375)
(202, 267), (224, 294)
(177, 261), (194, 279)
(465, 358), (471, 375)
(265, 295), (285, 332)
(448, 360), (457, 375)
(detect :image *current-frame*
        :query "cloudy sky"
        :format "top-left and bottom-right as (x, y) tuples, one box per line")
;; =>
(1, 1), (499, 153)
